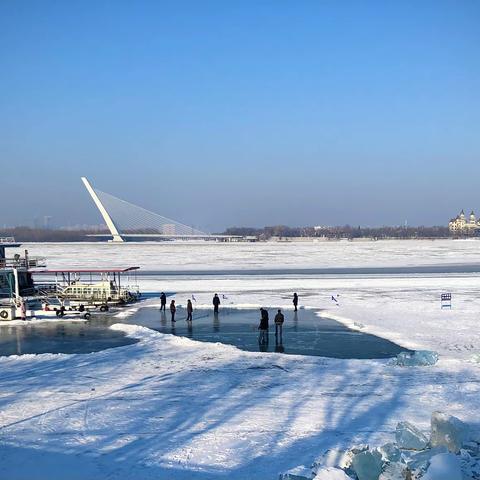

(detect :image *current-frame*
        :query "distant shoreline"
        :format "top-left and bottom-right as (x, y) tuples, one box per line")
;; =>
(1, 225), (460, 243)
(10, 237), (479, 245)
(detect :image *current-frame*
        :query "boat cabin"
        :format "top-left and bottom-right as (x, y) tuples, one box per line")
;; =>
(33, 267), (140, 307)
(0, 239), (44, 296)
(0, 238), (46, 319)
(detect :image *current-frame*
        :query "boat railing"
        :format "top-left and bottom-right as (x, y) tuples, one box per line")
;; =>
(34, 282), (140, 304)
(0, 256), (47, 269)
(35, 283), (60, 295)
(0, 236), (16, 244)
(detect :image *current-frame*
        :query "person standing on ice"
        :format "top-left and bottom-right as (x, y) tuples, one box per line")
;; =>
(274, 309), (284, 343)
(160, 292), (166, 311)
(293, 292), (298, 312)
(186, 299), (193, 321)
(258, 308), (269, 345)
(213, 293), (220, 313)
(170, 300), (176, 322)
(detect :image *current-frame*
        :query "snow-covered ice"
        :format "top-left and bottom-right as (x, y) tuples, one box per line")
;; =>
(1, 241), (480, 479)
(1, 323), (479, 479)
(16, 238), (480, 271)
(313, 467), (352, 479)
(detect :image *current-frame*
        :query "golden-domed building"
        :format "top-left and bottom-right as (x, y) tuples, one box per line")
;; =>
(449, 210), (480, 234)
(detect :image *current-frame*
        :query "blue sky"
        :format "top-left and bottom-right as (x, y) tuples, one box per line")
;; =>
(1, 1), (479, 231)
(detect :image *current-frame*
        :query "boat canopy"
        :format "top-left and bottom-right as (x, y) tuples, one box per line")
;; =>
(32, 267), (139, 274)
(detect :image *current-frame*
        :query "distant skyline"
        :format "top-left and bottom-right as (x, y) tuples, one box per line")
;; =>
(1, 1), (479, 231)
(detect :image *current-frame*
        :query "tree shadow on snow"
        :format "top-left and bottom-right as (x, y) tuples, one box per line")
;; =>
(0, 336), (478, 480)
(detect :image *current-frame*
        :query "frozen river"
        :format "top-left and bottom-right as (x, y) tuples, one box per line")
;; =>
(15, 238), (480, 272)
(1, 240), (480, 479)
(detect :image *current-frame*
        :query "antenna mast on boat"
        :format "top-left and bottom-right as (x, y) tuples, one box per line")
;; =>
(81, 177), (124, 242)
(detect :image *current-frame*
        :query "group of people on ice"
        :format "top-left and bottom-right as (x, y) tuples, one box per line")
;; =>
(259, 293), (299, 345)
(258, 307), (285, 344)
(159, 292), (222, 322)
(159, 291), (300, 346)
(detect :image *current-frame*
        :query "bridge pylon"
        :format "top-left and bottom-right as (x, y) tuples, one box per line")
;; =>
(81, 177), (124, 242)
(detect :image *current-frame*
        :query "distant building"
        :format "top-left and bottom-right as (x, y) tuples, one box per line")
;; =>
(449, 210), (480, 235)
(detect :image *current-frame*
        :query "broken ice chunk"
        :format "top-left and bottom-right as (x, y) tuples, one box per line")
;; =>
(395, 421), (429, 450)
(351, 450), (383, 480)
(378, 462), (408, 480)
(378, 442), (401, 463)
(312, 448), (355, 471)
(422, 452), (462, 480)
(430, 411), (468, 453)
(404, 446), (447, 472)
(279, 465), (314, 480)
(394, 350), (438, 367)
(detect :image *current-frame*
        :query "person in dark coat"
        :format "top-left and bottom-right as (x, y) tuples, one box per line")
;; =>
(274, 309), (284, 343)
(160, 292), (167, 311)
(293, 292), (298, 312)
(186, 299), (193, 321)
(213, 293), (221, 313)
(170, 300), (176, 322)
(258, 308), (269, 345)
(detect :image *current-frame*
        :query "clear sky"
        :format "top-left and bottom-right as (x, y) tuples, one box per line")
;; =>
(1, 1), (479, 232)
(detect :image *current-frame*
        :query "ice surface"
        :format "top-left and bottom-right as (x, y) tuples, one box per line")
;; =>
(351, 450), (382, 480)
(395, 421), (429, 450)
(422, 452), (462, 480)
(313, 467), (352, 479)
(279, 466), (313, 480)
(394, 350), (439, 367)
(430, 411), (468, 453)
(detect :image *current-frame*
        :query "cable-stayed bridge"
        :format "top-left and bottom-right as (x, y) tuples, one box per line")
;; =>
(81, 177), (246, 242)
